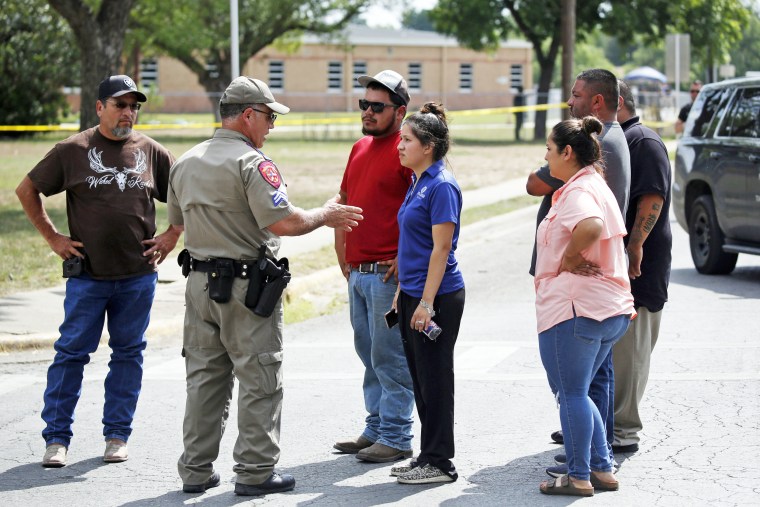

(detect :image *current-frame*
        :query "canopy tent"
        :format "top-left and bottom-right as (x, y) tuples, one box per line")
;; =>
(624, 66), (668, 83)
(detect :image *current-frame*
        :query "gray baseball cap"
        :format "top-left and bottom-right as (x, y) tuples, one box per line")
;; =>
(357, 70), (410, 106)
(220, 76), (290, 114)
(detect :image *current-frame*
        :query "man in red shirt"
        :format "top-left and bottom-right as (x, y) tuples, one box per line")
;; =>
(332, 70), (415, 463)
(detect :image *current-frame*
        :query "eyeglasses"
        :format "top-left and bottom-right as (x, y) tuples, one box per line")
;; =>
(689, 89), (700, 94)
(107, 99), (141, 111)
(251, 107), (277, 124)
(359, 99), (398, 113)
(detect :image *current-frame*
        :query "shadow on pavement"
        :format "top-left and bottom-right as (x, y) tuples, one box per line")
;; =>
(670, 265), (760, 299)
(0, 457), (107, 493)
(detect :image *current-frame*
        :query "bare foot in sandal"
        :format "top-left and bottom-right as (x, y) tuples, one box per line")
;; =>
(590, 471), (619, 491)
(540, 474), (594, 497)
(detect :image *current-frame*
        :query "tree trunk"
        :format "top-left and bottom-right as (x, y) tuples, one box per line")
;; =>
(48, 0), (136, 131)
(532, 39), (561, 142)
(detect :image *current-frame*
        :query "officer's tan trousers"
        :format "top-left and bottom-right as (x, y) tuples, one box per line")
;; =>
(177, 273), (284, 486)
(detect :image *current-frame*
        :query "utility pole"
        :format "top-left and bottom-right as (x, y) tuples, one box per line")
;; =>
(561, 0), (575, 121)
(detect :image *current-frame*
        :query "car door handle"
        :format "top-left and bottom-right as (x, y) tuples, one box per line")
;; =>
(709, 151), (723, 159)
(749, 154), (760, 164)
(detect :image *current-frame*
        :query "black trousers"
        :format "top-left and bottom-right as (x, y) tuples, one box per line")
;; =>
(398, 288), (465, 472)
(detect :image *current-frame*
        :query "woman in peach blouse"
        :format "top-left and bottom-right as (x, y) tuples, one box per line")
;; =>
(535, 116), (635, 497)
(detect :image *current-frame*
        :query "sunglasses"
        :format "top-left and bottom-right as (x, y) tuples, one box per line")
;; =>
(251, 107), (277, 124)
(689, 89), (700, 93)
(359, 99), (398, 113)
(108, 99), (141, 111)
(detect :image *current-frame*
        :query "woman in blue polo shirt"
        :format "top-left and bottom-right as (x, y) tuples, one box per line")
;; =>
(391, 102), (465, 485)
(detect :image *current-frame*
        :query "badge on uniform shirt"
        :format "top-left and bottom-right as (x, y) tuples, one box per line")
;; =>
(258, 160), (282, 189)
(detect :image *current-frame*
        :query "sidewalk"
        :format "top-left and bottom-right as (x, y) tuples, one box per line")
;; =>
(0, 177), (531, 351)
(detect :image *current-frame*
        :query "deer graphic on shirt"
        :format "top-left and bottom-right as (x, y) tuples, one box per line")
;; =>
(87, 148), (149, 191)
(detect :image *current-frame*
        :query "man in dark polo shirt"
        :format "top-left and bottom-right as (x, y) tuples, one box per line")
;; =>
(612, 80), (672, 454)
(332, 70), (415, 463)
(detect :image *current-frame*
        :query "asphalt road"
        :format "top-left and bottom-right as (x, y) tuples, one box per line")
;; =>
(1, 206), (759, 507)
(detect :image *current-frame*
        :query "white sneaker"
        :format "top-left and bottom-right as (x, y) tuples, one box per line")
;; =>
(42, 444), (67, 468)
(390, 459), (418, 477)
(397, 464), (457, 484)
(103, 439), (129, 463)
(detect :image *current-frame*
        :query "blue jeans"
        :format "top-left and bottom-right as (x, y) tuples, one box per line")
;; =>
(539, 314), (629, 480)
(42, 272), (157, 447)
(349, 271), (414, 450)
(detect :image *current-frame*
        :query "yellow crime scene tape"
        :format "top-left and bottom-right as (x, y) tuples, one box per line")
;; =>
(0, 102), (672, 131)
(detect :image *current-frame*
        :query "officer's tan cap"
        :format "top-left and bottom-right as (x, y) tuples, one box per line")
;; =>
(220, 76), (290, 114)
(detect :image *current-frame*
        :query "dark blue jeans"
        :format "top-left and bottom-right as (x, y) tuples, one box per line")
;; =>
(539, 314), (629, 480)
(42, 272), (157, 447)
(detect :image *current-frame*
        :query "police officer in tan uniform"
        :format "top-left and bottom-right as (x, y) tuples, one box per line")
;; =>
(168, 76), (363, 497)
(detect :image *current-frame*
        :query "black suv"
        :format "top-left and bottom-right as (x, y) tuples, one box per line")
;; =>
(673, 77), (760, 274)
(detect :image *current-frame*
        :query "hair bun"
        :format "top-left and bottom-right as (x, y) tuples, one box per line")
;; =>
(581, 116), (603, 136)
(420, 102), (447, 123)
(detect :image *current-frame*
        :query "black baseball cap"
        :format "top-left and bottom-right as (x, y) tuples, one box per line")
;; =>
(357, 70), (410, 106)
(98, 75), (147, 102)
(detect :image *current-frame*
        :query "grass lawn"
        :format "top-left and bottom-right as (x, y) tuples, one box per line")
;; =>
(0, 119), (548, 297)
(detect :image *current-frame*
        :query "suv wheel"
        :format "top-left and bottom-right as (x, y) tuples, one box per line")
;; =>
(688, 195), (738, 274)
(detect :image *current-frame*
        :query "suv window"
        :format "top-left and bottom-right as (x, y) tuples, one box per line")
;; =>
(688, 87), (733, 137)
(717, 87), (760, 138)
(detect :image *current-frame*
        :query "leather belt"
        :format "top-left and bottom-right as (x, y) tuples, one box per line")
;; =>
(190, 258), (256, 279)
(353, 262), (390, 274)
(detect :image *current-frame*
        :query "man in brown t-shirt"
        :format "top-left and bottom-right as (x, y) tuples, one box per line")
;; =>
(16, 75), (182, 469)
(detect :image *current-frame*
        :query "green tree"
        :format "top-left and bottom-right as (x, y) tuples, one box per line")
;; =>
(402, 8), (435, 31)
(431, 0), (605, 141)
(1, 0), (79, 129)
(601, 0), (749, 83)
(48, 0), (136, 130)
(131, 0), (370, 118)
(728, 8), (760, 77)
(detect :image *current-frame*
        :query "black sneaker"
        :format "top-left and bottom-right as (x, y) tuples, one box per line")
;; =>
(550, 430), (564, 444)
(554, 453), (566, 464)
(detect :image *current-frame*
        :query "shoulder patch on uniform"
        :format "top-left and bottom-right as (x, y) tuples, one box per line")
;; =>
(258, 160), (282, 188)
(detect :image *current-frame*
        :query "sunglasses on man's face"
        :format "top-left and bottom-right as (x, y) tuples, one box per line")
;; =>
(108, 99), (141, 111)
(359, 99), (397, 113)
(690, 89), (700, 94)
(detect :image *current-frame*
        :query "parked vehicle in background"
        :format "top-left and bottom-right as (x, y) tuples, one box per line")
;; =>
(673, 77), (760, 274)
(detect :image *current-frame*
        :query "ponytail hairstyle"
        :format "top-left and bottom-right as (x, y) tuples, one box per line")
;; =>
(403, 102), (450, 162)
(550, 116), (605, 174)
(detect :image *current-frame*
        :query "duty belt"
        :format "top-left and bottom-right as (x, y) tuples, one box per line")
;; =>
(353, 262), (390, 274)
(191, 258), (255, 279)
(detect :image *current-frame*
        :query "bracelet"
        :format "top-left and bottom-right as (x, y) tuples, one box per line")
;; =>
(419, 299), (435, 317)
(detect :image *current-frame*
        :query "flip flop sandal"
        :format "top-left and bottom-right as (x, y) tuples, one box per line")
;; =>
(540, 474), (594, 497)
(590, 473), (620, 491)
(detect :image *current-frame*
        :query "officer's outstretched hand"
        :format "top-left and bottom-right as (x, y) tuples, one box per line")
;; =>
(323, 202), (363, 232)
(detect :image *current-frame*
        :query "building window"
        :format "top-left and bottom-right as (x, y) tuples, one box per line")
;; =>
(140, 58), (158, 89)
(510, 64), (523, 89)
(459, 63), (473, 91)
(205, 61), (219, 80)
(269, 61), (284, 90)
(353, 61), (367, 90)
(408, 63), (422, 91)
(328, 61), (343, 91)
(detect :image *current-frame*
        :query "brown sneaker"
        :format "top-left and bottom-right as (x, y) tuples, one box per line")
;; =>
(356, 442), (412, 463)
(42, 444), (67, 468)
(103, 438), (129, 463)
(333, 435), (373, 454)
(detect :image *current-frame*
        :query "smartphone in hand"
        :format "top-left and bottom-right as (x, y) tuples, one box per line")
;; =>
(384, 309), (399, 328)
